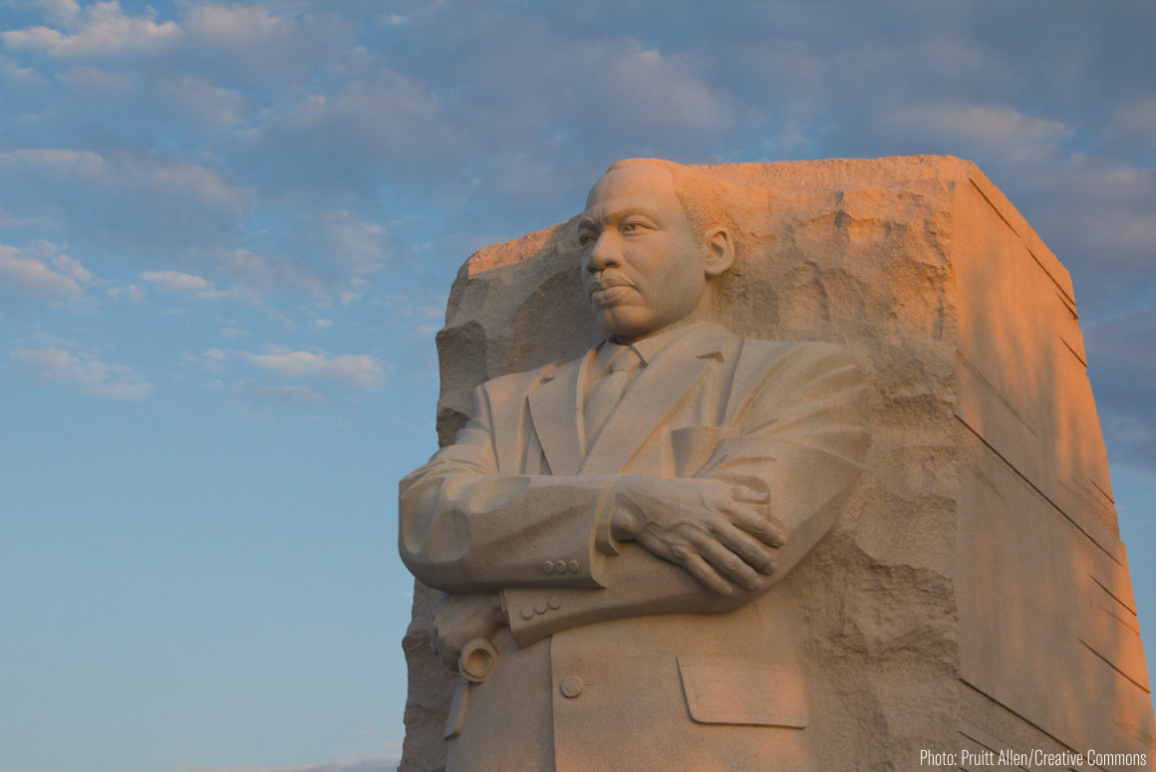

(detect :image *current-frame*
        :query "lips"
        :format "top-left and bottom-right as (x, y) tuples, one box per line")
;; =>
(587, 274), (634, 307)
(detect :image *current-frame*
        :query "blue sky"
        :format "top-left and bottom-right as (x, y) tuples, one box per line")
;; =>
(1, 2), (1155, 771)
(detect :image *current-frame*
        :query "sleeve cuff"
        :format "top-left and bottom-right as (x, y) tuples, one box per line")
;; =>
(594, 474), (623, 558)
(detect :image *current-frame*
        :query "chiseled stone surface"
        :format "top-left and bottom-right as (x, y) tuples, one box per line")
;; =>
(399, 156), (1155, 771)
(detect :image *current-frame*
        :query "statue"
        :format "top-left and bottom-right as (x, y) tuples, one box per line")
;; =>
(399, 156), (1155, 771)
(399, 158), (869, 771)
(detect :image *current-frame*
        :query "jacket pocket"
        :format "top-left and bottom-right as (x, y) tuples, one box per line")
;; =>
(677, 656), (807, 728)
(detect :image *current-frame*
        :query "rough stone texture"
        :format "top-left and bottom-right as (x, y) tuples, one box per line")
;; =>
(400, 155), (1154, 771)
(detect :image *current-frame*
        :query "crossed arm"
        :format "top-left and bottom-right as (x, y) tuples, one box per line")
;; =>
(399, 342), (868, 666)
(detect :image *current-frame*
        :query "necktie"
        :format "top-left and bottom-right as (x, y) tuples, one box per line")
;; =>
(584, 344), (642, 446)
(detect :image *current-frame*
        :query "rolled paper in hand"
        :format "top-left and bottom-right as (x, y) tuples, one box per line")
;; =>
(458, 638), (498, 683)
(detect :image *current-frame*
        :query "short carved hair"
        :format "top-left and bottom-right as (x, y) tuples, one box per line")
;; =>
(604, 158), (735, 245)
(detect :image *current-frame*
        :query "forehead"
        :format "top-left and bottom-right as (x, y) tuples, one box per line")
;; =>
(583, 165), (681, 218)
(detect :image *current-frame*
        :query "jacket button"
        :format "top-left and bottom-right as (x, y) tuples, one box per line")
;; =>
(548, 596), (561, 610)
(566, 559), (580, 573)
(560, 675), (583, 698)
(534, 600), (547, 614)
(541, 561), (555, 575)
(520, 606), (534, 620)
(554, 560), (567, 574)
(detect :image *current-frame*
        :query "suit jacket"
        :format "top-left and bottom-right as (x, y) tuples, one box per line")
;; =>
(400, 323), (868, 772)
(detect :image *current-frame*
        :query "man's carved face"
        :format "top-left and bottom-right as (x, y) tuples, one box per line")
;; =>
(578, 165), (715, 342)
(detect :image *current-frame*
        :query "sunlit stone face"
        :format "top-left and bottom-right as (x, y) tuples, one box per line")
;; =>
(577, 165), (714, 342)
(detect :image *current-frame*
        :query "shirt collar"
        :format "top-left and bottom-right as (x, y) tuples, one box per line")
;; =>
(600, 321), (721, 371)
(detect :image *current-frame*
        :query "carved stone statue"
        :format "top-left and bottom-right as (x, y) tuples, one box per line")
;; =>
(399, 157), (1155, 771)
(400, 159), (868, 771)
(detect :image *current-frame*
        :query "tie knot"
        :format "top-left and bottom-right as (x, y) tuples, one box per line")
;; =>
(607, 345), (641, 374)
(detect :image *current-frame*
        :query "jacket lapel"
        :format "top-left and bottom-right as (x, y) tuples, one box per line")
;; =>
(580, 325), (732, 476)
(527, 351), (591, 476)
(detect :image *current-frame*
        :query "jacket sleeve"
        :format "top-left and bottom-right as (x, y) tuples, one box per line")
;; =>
(502, 342), (869, 647)
(399, 381), (621, 594)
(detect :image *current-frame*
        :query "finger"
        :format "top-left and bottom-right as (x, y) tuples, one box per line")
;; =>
(711, 520), (779, 576)
(727, 505), (787, 548)
(695, 535), (764, 591)
(638, 531), (735, 596)
(729, 484), (770, 504)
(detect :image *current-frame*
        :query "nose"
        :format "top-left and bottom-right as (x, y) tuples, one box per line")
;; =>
(585, 231), (623, 273)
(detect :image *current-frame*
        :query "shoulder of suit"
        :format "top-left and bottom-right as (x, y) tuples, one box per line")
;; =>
(477, 354), (582, 397)
(733, 336), (856, 368)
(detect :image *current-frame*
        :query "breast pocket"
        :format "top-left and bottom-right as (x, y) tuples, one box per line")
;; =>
(677, 655), (807, 728)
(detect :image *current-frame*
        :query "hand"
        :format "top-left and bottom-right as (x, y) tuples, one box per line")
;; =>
(610, 476), (785, 596)
(430, 592), (507, 671)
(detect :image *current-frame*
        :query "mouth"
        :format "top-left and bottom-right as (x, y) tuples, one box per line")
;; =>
(587, 274), (633, 307)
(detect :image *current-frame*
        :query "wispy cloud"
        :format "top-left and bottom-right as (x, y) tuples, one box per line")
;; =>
(0, 148), (250, 216)
(158, 753), (399, 772)
(183, 3), (296, 48)
(241, 347), (387, 390)
(197, 346), (389, 390)
(308, 211), (391, 275)
(140, 270), (224, 299)
(0, 244), (83, 298)
(10, 346), (151, 399)
(880, 103), (1071, 163)
(1, 1), (182, 57)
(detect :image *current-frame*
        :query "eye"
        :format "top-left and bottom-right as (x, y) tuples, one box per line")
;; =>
(578, 232), (595, 247)
(621, 219), (651, 234)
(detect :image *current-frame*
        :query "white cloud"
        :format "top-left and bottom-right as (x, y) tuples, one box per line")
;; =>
(0, 244), (82, 297)
(162, 75), (248, 125)
(599, 45), (734, 136)
(36, 0), (82, 28)
(10, 346), (152, 399)
(241, 347), (387, 389)
(51, 254), (95, 284)
(314, 211), (390, 274)
(138, 159), (249, 211)
(165, 754), (400, 772)
(257, 69), (465, 171)
(881, 103), (1071, 163)
(1105, 98), (1156, 150)
(216, 250), (329, 299)
(55, 64), (142, 93)
(193, 345), (387, 390)
(341, 277), (368, 307)
(184, 3), (294, 47)
(0, 148), (106, 175)
(0, 148), (250, 213)
(105, 283), (144, 302)
(140, 270), (224, 299)
(1, 1), (182, 57)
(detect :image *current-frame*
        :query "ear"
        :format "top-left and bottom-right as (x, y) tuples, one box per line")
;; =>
(702, 225), (735, 280)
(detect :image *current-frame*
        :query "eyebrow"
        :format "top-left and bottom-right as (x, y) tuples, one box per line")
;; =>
(578, 206), (659, 229)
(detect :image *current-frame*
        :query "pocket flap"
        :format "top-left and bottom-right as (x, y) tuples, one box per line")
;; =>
(678, 656), (807, 728)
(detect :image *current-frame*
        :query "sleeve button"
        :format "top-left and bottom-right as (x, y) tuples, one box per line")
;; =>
(560, 675), (583, 698)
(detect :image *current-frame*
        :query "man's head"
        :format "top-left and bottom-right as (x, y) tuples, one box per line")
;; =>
(578, 160), (735, 342)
